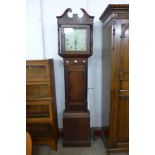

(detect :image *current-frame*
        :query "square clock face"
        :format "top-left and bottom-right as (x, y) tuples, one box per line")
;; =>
(64, 28), (87, 52)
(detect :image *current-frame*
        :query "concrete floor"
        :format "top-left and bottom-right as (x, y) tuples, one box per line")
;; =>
(32, 137), (129, 155)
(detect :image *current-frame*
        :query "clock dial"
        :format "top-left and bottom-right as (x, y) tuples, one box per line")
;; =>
(64, 28), (87, 51)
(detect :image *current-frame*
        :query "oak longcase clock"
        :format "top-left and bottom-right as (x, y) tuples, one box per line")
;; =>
(57, 8), (94, 146)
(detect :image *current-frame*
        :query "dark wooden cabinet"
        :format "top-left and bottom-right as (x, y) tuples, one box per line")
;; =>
(26, 59), (58, 150)
(57, 9), (94, 146)
(99, 4), (129, 154)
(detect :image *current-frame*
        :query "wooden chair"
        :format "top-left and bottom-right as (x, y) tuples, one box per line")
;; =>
(26, 132), (32, 155)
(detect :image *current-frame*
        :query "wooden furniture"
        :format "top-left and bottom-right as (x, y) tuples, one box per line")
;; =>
(57, 8), (94, 146)
(99, 4), (129, 154)
(26, 132), (32, 155)
(26, 59), (58, 150)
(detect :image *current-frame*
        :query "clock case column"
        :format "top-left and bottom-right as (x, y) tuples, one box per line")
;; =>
(63, 58), (90, 146)
(57, 8), (94, 147)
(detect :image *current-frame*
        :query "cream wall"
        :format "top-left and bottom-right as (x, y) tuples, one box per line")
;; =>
(27, 0), (129, 128)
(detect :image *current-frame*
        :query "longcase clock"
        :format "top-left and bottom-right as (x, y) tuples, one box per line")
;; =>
(57, 8), (94, 146)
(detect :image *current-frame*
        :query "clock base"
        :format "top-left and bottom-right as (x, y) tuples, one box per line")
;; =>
(63, 111), (91, 147)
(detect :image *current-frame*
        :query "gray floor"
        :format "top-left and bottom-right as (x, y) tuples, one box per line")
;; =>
(32, 137), (129, 155)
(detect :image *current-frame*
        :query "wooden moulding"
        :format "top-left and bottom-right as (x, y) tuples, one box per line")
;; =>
(57, 8), (94, 25)
(99, 4), (129, 27)
(99, 4), (129, 22)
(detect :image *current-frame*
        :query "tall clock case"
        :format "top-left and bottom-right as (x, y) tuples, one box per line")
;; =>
(57, 8), (94, 146)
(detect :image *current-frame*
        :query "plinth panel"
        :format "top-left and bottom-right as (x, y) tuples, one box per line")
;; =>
(63, 111), (91, 147)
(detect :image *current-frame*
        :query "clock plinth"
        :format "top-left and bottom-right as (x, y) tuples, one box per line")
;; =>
(63, 111), (90, 147)
(57, 8), (94, 147)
